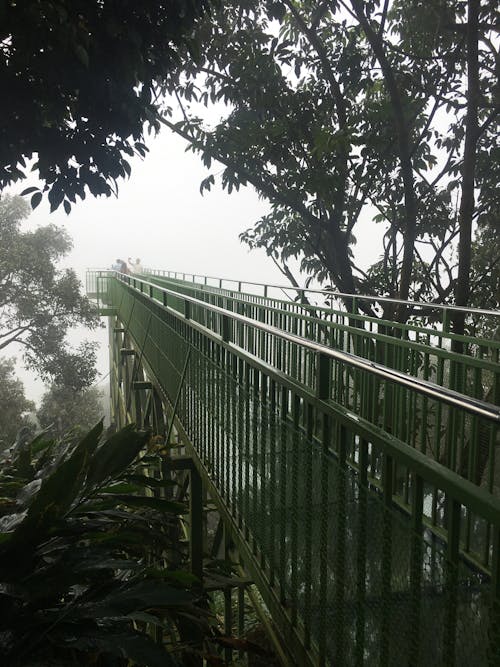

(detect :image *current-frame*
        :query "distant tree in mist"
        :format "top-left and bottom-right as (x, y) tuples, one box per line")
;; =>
(37, 384), (104, 441)
(0, 357), (35, 450)
(0, 195), (99, 389)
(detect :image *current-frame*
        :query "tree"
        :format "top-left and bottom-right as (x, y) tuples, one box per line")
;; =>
(0, 0), (213, 212)
(0, 195), (99, 389)
(0, 357), (35, 450)
(163, 0), (499, 319)
(37, 384), (105, 440)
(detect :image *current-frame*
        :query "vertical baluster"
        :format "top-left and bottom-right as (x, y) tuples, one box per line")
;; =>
(409, 474), (424, 665)
(303, 402), (314, 648)
(279, 385), (288, 602)
(380, 454), (393, 667)
(443, 497), (461, 667)
(355, 438), (368, 665)
(260, 373), (268, 568)
(252, 368), (260, 553)
(269, 379), (277, 585)
(335, 423), (347, 663)
(318, 411), (330, 667)
(290, 393), (300, 626)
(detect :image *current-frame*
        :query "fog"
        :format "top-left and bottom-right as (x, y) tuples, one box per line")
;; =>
(7, 127), (382, 403)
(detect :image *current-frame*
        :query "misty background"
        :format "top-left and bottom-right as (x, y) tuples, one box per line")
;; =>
(6, 127), (382, 405)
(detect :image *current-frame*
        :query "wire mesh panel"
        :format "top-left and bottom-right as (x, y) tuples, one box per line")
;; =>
(95, 273), (500, 666)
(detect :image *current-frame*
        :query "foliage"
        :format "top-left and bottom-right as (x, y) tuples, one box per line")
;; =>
(37, 383), (105, 441)
(466, 218), (500, 339)
(469, 220), (500, 313)
(0, 194), (99, 389)
(0, 0), (213, 212)
(0, 357), (35, 450)
(0, 421), (210, 666)
(164, 0), (499, 316)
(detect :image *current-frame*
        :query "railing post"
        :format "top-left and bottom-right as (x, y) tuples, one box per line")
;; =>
(224, 525), (233, 664)
(316, 351), (331, 400)
(409, 473), (424, 663)
(444, 496), (460, 666)
(221, 314), (231, 342)
(184, 299), (191, 320)
(488, 527), (500, 665)
(189, 464), (203, 582)
(380, 453), (394, 666)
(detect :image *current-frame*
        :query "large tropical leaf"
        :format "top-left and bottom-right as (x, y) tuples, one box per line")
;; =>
(100, 494), (187, 514)
(9, 422), (104, 543)
(0, 423), (214, 666)
(94, 580), (195, 614)
(124, 473), (178, 490)
(86, 424), (149, 488)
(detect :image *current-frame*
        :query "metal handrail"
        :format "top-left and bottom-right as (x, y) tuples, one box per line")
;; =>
(104, 271), (500, 423)
(144, 268), (500, 318)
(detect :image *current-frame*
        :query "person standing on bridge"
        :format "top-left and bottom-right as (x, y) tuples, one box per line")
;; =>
(128, 257), (143, 274)
(112, 259), (129, 273)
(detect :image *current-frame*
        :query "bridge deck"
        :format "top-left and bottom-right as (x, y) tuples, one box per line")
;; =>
(87, 270), (500, 666)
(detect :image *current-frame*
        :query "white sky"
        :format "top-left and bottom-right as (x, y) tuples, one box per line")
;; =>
(7, 126), (382, 403)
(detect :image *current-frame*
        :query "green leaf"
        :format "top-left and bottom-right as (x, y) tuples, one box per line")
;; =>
(74, 44), (89, 67)
(102, 494), (187, 514)
(104, 580), (194, 611)
(31, 192), (42, 209)
(86, 424), (149, 488)
(99, 482), (142, 494)
(126, 610), (167, 627)
(20, 186), (39, 196)
(123, 473), (177, 489)
(11, 422), (104, 542)
(143, 567), (200, 586)
(75, 558), (140, 572)
(82, 529), (148, 546)
(199, 174), (215, 194)
(48, 185), (65, 212)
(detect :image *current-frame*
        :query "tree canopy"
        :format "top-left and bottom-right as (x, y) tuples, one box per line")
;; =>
(0, 0), (212, 212)
(0, 195), (99, 389)
(163, 0), (499, 319)
(0, 357), (35, 450)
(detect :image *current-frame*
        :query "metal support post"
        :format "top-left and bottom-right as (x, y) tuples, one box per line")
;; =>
(190, 464), (204, 583)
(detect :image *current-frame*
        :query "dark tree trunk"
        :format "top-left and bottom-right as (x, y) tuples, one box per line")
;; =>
(452, 0), (480, 352)
(351, 0), (417, 321)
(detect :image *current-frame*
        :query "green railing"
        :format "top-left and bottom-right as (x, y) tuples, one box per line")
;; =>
(145, 270), (499, 398)
(88, 270), (500, 666)
(146, 267), (499, 337)
(140, 271), (500, 495)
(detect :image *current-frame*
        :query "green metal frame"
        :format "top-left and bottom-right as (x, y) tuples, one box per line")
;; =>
(89, 270), (500, 666)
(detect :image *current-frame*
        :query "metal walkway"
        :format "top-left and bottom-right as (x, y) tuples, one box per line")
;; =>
(87, 269), (500, 666)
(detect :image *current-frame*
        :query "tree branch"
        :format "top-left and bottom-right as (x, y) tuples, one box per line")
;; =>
(350, 0), (418, 313)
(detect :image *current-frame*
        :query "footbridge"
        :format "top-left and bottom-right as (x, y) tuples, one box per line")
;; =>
(87, 269), (500, 666)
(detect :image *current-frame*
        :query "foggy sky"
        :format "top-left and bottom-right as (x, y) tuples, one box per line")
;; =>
(6, 127), (381, 403)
